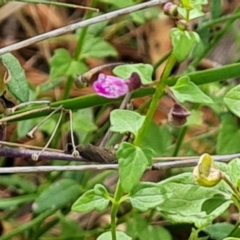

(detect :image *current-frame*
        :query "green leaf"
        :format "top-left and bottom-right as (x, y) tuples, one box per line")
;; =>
(157, 172), (232, 228)
(80, 37), (118, 59)
(50, 49), (88, 78)
(117, 142), (153, 192)
(129, 182), (164, 211)
(1, 53), (29, 102)
(72, 184), (110, 213)
(170, 28), (200, 61)
(110, 109), (145, 136)
(204, 223), (235, 240)
(113, 63), (153, 84)
(127, 214), (172, 240)
(224, 85), (240, 117)
(171, 76), (213, 104)
(217, 114), (240, 154)
(140, 122), (171, 156)
(32, 179), (80, 214)
(218, 158), (240, 187)
(97, 231), (131, 240)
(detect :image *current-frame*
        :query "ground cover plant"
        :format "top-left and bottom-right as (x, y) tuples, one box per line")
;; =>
(1, 0), (240, 239)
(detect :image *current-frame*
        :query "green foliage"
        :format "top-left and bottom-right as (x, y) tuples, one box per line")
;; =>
(170, 28), (200, 61)
(110, 109), (145, 136)
(113, 63), (154, 84)
(50, 49), (88, 78)
(171, 76), (213, 104)
(72, 184), (110, 212)
(80, 37), (118, 59)
(32, 179), (80, 214)
(203, 223), (235, 240)
(127, 215), (172, 240)
(217, 114), (240, 154)
(157, 172), (232, 228)
(129, 182), (164, 211)
(3, 0), (240, 239)
(224, 85), (240, 117)
(117, 142), (153, 192)
(1, 53), (30, 102)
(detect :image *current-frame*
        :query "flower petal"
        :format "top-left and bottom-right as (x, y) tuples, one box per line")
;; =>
(93, 73), (129, 99)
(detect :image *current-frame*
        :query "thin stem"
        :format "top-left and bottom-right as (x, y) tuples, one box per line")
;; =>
(0, 0), (167, 55)
(110, 180), (123, 240)
(27, 106), (62, 138)
(222, 174), (240, 201)
(134, 53), (176, 146)
(172, 126), (188, 156)
(32, 108), (64, 160)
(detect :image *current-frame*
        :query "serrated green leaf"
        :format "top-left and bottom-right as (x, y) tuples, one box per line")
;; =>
(110, 109), (145, 136)
(171, 76), (213, 104)
(113, 63), (153, 84)
(117, 142), (153, 192)
(224, 85), (240, 117)
(72, 184), (110, 213)
(129, 182), (164, 211)
(1, 53), (29, 102)
(50, 49), (88, 78)
(32, 179), (80, 214)
(170, 28), (200, 61)
(217, 114), (240, 154)
(81, 37), (117, 59)
(97, 231), (131, 240)
(157, 172), (232, 228)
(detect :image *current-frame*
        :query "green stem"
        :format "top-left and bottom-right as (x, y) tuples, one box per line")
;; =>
(134, 53), (176, 146)
(222, 175), (240, 201)
(110, 180), (123, 240)
(173, 126), (188, 156)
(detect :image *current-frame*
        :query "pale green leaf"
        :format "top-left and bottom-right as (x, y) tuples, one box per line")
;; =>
(171, 76), (213, 104)
(113, 63), (153, 84)
(117, 142), (153, 192)
(224, 85), (240, 117)
(110, 109), (145, 136)
(72, 184), (109, 213)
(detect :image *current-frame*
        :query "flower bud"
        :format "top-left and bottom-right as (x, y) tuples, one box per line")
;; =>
(168, 103), (190, 126)
(193, 153), (222, 187)
(126, 72), (142, 91)
(163, 2), (178, 17)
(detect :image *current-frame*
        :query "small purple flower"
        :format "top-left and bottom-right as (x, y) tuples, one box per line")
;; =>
(93, 73), (141, 99)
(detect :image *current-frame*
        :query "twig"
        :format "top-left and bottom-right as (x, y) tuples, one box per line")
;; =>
(0, 149), (239, 173)
(0, 0), (168, 55)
